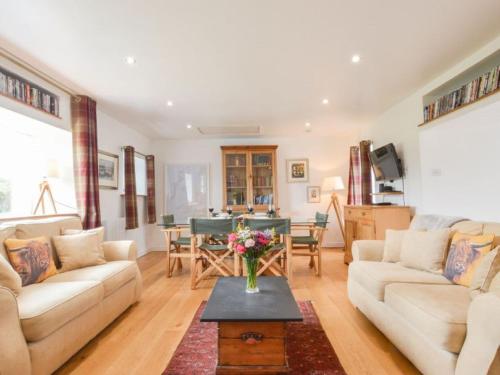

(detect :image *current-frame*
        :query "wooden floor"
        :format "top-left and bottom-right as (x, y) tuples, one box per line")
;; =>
(56, 249), (420, 375)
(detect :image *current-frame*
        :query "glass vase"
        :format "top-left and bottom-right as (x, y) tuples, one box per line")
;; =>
(244, 256), (259, 293)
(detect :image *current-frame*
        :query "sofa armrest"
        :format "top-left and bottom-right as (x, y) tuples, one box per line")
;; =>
(351, 240), (385, 262)
(0, 287), (30, 375)
(102, 240), (138, 261)
(456, 291), (500, 375)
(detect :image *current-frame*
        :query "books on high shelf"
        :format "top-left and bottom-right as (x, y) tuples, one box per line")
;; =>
(423, 64), (500, 123)
(0, 65), (60, 117)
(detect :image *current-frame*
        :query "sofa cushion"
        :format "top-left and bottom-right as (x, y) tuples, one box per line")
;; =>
(400, 228), (451, 273)
(15, 217), (82, 268)
(53, 232), (106, 272)
(0, 254), (22, 294)
(348, 261), (451, 301)
(385, 283), (470, 353)
(382, 229), (408, 263)
(44, 261), (137, 297)
(17, 280), (103, 342)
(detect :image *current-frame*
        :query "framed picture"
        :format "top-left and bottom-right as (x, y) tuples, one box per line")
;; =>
(286, 159), (309, 183)
(307, 186), (321, 203)
(98, 150), (119, 189)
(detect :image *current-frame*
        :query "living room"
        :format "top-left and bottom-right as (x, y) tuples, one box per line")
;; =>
(0, 1), (499, 375)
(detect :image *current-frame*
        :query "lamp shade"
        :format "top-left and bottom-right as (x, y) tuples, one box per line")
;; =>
(322, 176), (344, 192)
(46, 159), (60, 179)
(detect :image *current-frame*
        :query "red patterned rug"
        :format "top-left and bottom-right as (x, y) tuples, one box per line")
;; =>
(164, 301), (346, 374)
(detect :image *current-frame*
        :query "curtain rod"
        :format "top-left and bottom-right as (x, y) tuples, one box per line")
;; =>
(0, 47), (77, 97)
(121, 146), (147, 158)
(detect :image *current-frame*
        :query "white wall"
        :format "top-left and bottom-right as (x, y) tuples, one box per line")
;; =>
(419, 96), (500, 220)
(360, 34), (500, 217)
(152, 133), (359, 248)
(97, 110), (158, 257)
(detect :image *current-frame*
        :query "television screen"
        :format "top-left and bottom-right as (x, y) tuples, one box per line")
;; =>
(369, 143), (403, 181)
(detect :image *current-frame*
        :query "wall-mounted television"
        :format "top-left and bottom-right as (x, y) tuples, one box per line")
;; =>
(369, 143), (403, 181)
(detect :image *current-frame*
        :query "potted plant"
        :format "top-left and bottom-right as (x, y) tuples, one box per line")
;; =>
(228, 227), (275, 293)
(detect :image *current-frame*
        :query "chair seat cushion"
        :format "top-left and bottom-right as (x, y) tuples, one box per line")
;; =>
(199, 243), (230, 251)
(173, 237), (190, 246)
(348, 261), (451, 301)
(385, 283), (470, 353)
(17, 280), (103, 341)
(292, 236), (318, 245)
(44, 261), (137, 297)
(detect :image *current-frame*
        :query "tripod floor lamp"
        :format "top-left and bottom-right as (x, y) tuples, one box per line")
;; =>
(322, 176), (346, 247)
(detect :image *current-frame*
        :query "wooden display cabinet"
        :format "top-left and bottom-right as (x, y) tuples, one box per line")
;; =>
(221, 145), (278, 212)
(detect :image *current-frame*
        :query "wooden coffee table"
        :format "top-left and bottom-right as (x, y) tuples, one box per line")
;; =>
(201, 277), (303, 374)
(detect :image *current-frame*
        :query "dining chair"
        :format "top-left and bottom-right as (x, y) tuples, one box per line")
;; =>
(291, 212), (328, 276)
(189, 218), (237, 289)
(241, 218), (292, 284)
(161, 214), (191, 277)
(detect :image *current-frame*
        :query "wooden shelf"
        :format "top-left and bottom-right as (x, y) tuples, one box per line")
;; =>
(370, 192), (404, 196)
(418, 87), (500, 127)
(0, 91), (62, 119)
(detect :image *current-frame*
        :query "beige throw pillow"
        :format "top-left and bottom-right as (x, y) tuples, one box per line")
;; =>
(62, 227), (105, 243)
(53, 232), (106, 272)
(383, 230), (409, 263)
(0, 255), (22, 295)
(400, 228), (451, 273)
(469, 247), (500, 298)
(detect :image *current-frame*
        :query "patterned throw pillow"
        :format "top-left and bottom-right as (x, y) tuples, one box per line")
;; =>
(444, 233), (495, 287)
(4, 237), (58, 286)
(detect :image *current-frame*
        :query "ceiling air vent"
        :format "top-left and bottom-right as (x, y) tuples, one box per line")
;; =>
(197, 126), (261, 137)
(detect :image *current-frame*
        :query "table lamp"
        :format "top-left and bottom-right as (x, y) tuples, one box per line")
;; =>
(322, 176), (346, 245)
(33, 159), (59, 214)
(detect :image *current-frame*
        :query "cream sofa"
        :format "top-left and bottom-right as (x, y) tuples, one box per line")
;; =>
(348, 219), (500, 375)
(0, 215), (143, 375)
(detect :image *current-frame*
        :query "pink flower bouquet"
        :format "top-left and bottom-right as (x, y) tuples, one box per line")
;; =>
(228, 227), (276, 293)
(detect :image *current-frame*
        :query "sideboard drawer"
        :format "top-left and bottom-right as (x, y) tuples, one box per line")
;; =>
(345, 208), (372, 220)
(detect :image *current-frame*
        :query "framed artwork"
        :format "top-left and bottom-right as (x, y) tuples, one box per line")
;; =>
(98, 150), (119, 189)
(286, 159), (309, 183)
(307, 186), (321, 203)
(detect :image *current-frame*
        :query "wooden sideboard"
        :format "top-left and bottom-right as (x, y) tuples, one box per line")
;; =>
(343, 205), (411, 264)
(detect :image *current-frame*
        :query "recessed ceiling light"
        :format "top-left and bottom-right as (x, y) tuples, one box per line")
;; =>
(322, 98), (329, 105)
(351, 54), (361, 63)
(186, 124), (192, 129)
(166, 100), (173, 107)
(305, 122), (311, 127)
(125, 56), (136, 65)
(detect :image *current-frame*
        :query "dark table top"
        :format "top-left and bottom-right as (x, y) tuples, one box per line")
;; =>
(200, 277), (303, 322)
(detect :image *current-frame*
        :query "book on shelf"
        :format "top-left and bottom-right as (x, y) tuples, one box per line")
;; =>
(423, 64), (500, 123)
(0, 65), (60, 117)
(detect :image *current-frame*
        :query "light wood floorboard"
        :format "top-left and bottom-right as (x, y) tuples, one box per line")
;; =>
(56, 249), (420, 375)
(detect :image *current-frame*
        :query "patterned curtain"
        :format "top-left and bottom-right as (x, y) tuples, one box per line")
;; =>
(359, 140), (373, 205)
(347, 146), (362, 205)
(71, 95), (101, 229)
(146, 155), (156, 224)
(124, 146), (138, 230)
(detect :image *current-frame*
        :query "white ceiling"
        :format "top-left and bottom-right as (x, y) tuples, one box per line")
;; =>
(1, 0), (500, 139)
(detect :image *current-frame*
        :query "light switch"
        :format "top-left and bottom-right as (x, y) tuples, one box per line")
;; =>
(431, 168), (442, 176)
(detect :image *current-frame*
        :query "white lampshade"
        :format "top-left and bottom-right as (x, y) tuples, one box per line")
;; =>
(322, 176), (345, 192)
(46, 159), (60, 179)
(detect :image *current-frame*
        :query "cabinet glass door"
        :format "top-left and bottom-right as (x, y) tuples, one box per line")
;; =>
(251, 152), (274, 207)
(225, 153), (248, 207)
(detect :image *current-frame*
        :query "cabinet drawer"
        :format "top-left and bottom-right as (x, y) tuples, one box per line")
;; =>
(345, 208), (373, 220)
(219, 322), (285, 338)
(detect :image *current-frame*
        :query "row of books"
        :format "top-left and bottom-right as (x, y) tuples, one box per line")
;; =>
(252, 175), (272, 187)
(0, 69), (59, 117)
(423, 64), (500, 122)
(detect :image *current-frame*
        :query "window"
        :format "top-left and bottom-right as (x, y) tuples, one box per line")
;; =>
(0, 106), (76, 217)
(119, 152), (147, 196)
